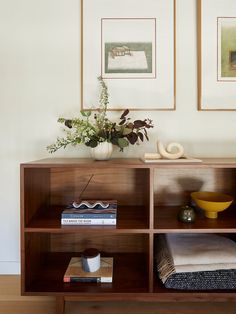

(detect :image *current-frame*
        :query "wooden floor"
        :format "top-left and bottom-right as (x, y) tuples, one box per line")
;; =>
(1, 276), (236, 314)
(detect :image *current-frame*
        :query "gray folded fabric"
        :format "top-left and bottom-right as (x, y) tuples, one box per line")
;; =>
(155, 234), (236, 290)
(164, 269), (236, 290)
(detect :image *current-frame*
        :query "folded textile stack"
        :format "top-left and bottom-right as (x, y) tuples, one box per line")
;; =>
(155, 234), (236, 290)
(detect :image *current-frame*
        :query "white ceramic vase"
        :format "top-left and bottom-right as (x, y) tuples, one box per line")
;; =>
(90, 142), (113, 161)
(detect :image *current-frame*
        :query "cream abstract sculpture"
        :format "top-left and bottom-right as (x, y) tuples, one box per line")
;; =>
(157, 141), (185, 160)
(144, 141), (185, 161)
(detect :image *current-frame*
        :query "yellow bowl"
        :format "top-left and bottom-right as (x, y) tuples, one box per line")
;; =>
(191, 191), (234, 219)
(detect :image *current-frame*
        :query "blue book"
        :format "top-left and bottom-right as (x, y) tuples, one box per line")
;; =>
(61, 213), (117, 219)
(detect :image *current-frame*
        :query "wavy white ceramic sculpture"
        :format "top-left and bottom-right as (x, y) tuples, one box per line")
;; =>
(157, 141), (184, 160)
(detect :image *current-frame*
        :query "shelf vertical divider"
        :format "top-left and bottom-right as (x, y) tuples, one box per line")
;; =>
(148, 167), (154, 292)
(148, 232), (154, 292)
(149, 167), (154, 230)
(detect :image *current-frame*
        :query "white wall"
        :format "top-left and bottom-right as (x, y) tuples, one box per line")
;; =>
(0, 0), (236, 274)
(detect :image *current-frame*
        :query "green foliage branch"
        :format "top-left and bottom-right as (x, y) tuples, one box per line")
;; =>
(47, 77), (154, 153)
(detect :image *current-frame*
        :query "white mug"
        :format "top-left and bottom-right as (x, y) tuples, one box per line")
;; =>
(81, 248), (100, 272)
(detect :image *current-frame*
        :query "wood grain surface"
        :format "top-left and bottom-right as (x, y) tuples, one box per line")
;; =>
(1, 276), (236, 314)
(20, 158), (236, 314)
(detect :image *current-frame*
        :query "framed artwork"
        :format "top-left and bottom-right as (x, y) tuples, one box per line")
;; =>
(102, 18), (156, 79)
(81, 0), (176, 111)
(198, 0), (236, 110)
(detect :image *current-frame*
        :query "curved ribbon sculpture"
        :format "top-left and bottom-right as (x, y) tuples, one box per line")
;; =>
(157, 141), (185, 160)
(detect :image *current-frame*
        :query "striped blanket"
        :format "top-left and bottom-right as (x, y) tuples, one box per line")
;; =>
(156, 234), (236, 290)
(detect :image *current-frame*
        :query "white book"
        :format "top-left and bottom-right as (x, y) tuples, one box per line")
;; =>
(61, 218), (117, 225)
(140, 157), (202, 163)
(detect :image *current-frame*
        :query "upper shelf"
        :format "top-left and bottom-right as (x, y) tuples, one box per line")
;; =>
(154, 205), (236, 233)
(25, 205), (149, 233)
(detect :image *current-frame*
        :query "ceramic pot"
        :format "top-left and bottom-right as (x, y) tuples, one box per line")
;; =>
(90, 142), (113, 161)
(81, 248), (100, 272)
(178, 205), (196, 223)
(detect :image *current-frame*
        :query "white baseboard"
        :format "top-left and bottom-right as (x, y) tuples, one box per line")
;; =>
(0, 262), (20, 274)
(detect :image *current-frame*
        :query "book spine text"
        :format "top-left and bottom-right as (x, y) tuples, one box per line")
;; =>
(61, 218), (116, 225)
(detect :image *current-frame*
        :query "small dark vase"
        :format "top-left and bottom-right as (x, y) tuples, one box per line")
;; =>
(178, 205), (196, 223)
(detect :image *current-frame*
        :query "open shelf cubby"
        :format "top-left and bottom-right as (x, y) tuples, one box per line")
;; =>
(21, 158), (236, 313)
(153, 166), (236, 232)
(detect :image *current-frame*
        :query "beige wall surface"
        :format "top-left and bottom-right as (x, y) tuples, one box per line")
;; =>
(0, 0), (236, 273)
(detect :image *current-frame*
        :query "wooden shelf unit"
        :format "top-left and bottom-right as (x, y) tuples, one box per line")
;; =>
(20, 158), (236, 313)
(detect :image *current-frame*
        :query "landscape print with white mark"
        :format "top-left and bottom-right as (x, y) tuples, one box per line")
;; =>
(101, 18), (156, 79)
(105, 42), (152, 73)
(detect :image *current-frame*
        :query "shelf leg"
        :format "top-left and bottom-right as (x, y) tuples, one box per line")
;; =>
(56, 296), (65, 314)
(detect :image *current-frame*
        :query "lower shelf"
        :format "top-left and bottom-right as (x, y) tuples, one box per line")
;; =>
(24, 252), (149, 294)
(23, 252), (236, 301)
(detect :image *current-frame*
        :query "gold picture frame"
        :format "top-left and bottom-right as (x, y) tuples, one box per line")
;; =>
(81, 0), (176, 111)
(198, 0), (236, 111)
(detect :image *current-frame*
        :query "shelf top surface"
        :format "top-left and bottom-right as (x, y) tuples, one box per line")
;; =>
(21, 157), (236, 168)
(21, 158), (146, 168)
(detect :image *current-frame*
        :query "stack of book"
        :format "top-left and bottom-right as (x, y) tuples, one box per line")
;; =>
(63, 257), (113, 283)
(61, 200), (117, 225)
